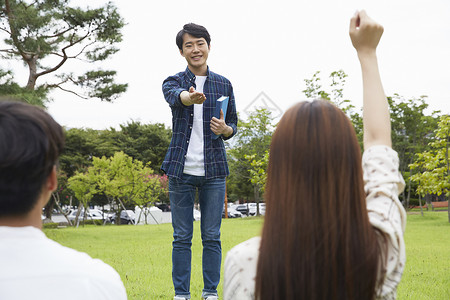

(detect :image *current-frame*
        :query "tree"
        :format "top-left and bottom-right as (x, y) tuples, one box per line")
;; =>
(134, 174), (163, 224)
(302, 71), (440, 208)
(0, 0), (127, 104)
(227, 109), (274, 212)
(410, 115), (450, 222)
(244, 151), (269, 215)
(59, 122), (171, 178)
(388, 95), (439, 207)
(46, 170), (72, 223)
(60, 127), (119, 177)
(86, 152), (161, 225)
(67, 169), (98, 226)
(116, 121), (172, 173)
(302, 70), (363, 147)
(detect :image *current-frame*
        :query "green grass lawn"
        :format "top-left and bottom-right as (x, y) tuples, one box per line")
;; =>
(44, 212), (449, 299)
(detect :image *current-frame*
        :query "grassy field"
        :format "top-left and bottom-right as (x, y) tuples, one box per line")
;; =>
(44, 212), (449, 299)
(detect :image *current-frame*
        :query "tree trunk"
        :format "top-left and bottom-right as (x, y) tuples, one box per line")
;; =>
(425, 194), (432, 211)
(406, 157), (415, 209)
(418, 194), (423, 217)
(254, 185), (260, 216)
(52, 193), (73, 226)
(26, 56), (38, 90)
(44, 196), (55, 219)
(446, 132), (449, 223)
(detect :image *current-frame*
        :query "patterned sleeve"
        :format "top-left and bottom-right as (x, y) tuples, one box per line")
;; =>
(224, 237), (260, 300)
(162, 75), (187, 108)
(362, 145), (407, 299)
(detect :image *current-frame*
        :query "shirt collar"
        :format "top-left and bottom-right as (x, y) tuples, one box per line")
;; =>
(185, 66), (210, 82)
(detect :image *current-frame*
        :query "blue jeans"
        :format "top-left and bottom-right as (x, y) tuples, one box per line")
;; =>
(169, 174), (226, 299)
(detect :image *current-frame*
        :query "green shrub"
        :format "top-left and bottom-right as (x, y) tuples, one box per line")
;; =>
(42, 222), (58, 229)
(407, 198), (421, 207)
(78, 219), (104, 226)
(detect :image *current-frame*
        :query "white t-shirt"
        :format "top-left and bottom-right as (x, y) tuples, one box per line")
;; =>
(224, 145), (406, 300)
(0, 226), (127, 300)
(184, 75), (207, 176)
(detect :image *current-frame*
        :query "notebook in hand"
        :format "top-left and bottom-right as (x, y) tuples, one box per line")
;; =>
(212, 96), (229, 139)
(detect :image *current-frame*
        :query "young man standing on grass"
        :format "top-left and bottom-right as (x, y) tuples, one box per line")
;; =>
(162, 23), (238, 300)
(0, 100), (127, 300)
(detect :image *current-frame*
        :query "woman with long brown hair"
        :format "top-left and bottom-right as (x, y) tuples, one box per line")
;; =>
(224, 11), (406, 300)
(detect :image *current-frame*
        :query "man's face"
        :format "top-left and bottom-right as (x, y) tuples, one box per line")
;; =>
(180, 33), (210, 72)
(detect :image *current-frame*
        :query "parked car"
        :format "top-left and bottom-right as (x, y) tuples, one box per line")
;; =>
(109, 210), (136, 225)
(67, 209), (105, 222)
(234, 204), (250, 216)
(248, 203), (266, 216)
(156, 203), (171, 212)
(222, 205), (243, 218)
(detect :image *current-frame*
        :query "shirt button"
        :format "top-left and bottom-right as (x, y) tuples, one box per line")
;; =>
(191, 114), (193, 117)
(187, 140), (189, 143)
(190, 126), (192, 129)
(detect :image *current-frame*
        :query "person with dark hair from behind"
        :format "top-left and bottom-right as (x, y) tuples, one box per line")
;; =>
(162, 23), (238, 300)
(0, 100), (127, 300)
(224, 11), (406, 300)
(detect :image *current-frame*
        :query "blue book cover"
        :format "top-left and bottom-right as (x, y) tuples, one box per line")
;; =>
(212, 96), (229, 139)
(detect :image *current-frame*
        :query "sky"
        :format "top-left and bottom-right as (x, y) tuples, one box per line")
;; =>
(5, 0), (450, 129)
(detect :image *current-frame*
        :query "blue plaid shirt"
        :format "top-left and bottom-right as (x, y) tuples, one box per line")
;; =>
(161, 67), (238, 179)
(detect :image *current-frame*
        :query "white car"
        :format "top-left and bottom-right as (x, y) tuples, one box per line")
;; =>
(248, 203), (266, 216)
(223, 205), (243, 218)
(109, 210), (136, 225)
(67, 209), (105, 221)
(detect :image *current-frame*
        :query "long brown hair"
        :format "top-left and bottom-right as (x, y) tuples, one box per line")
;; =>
(255, 100), (382, 300)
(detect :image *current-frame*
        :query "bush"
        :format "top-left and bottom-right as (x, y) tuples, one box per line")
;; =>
(407, 198), (421, 207)
(79, 219), (104, 225)
(43, 222), (58, 229)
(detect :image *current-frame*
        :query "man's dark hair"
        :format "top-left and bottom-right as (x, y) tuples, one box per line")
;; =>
(0, 100), (64, 217)
(176, 23), (211, 50)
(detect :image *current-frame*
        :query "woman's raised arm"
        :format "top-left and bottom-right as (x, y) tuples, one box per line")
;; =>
(350, 10), (391, 149)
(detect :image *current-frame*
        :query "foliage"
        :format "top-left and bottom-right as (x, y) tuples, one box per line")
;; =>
(303, 70), (355, 115)
(0, 0), (127, 104)
(42, 222), (58, 229)
(60, 127), (120, 177)
(302, 70), (442, 209)
(227, 109), (274, 205)
(156, 174), (169, 204)
(67, 166), (98, 224)
(410, 115), (450, 222)
(245, 152), (269, 194)
(67, 151), (164, 225)
(0, 69), (48, 106)
(302, 70), (363, 147)
(117, 121), (172, 173)
(388, 94), (440, 206)
(59, 122), (171, 178)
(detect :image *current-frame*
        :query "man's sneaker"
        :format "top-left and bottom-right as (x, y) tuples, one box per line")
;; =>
(203, 297), (218, 300)
(174, 296), (188, 300)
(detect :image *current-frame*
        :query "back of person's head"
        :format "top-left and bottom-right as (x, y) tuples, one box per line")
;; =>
(256, 100), (382, 300)
(176, 23), (211, 50)
(0, 100), (64, 217)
